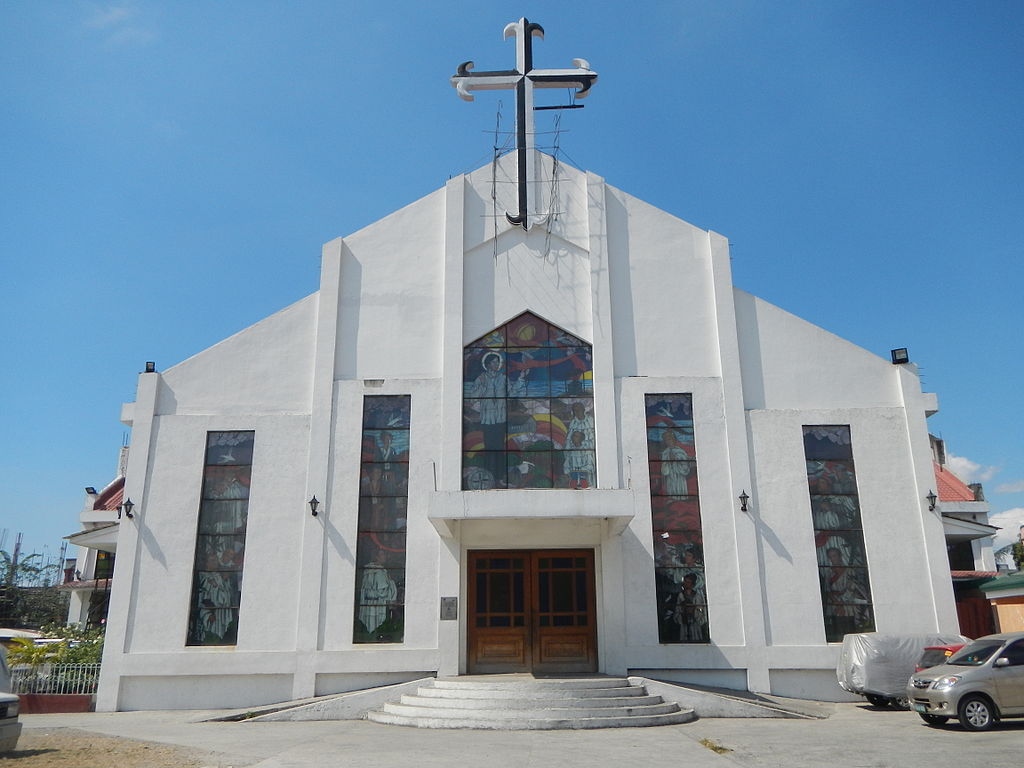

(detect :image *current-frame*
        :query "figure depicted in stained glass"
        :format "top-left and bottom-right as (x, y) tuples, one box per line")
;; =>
(673, 572), (708, 642)
(358, 564), (398, 636)
(659, 429), (692, 495)
(679, 546), (705, 591)
(821, 547), (872, 636)
(563, 430), (596, 488)
(567, 401), (595, 449)
(468, 351), (528, 486)
(194, 571), (238, 644)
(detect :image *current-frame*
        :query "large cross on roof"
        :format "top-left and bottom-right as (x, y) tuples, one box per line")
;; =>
(451, 18), (597, 230)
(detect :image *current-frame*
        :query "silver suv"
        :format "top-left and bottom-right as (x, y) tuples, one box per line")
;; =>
(907, 631), (1024, 731)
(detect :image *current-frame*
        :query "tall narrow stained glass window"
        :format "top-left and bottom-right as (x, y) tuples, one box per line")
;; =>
(646, 395), (709, 643)
(187, 431), (254, 646)
(354, 395), (411, 643)
(463, 312), (594, 490)
(803, 425), (875, 641)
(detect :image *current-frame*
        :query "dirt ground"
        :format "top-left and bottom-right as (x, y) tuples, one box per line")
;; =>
(0, 728), (233, 767)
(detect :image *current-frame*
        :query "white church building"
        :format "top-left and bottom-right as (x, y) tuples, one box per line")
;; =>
(94, 20), (959, 711)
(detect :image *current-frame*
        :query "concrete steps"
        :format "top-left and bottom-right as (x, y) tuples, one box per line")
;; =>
(365, 676), (696, 730)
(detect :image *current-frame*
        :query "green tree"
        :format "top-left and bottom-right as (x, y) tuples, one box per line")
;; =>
(995, 541), (1024, 570)
(0, 550), (67, 629)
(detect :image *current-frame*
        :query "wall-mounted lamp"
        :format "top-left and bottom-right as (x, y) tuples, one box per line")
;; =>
(890, 348), (910, 365)
(85, 487), (97, 495)
(926, 490), (937, 511)
(739, 490), (750, 512)
(118, 497), (135, 519)
(308, 495), (320, 517)
(144, 361), (156, 373)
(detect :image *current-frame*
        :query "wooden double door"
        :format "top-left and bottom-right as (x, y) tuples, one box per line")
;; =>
(467, 549), (597, 674)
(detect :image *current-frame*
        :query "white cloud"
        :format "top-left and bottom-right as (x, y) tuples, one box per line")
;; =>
(996, 480), (1024, 494)
(83, 2), (156, 46)
(945, 452), (999, 484)
(988, 508), (1024, 561)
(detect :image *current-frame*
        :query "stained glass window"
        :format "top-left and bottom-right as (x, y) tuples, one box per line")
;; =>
(187, 431), (254, 646)
(462, 312), (594, 490)
(803, 425), (875, 641)
(646, 395), (709, 643)
(354, 395), (411, 643)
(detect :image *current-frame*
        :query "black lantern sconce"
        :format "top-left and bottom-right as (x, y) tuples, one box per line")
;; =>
(308, 495), (320, 517)
(739, 490), (750, 513)
(118, 497), (135, 519)
(926, 490), (937, 511)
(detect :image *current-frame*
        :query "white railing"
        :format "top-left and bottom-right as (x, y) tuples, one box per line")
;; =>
(10, 663), (101, 695)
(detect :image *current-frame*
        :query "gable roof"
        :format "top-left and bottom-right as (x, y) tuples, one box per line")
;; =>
(935, 462), (976, 502)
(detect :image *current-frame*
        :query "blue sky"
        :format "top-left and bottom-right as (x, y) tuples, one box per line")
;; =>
(2, 1), (1022, 563)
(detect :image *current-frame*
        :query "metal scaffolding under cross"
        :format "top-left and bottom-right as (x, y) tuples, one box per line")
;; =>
(451, 18), (598, 229)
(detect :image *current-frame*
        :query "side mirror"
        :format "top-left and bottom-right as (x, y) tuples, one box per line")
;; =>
(994, 657), (1010, 667)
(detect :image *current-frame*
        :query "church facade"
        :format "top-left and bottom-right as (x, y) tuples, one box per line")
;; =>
(95, 148), (958, 711)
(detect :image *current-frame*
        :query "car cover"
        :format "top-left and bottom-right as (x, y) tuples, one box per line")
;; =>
(836, 632), (970, 697)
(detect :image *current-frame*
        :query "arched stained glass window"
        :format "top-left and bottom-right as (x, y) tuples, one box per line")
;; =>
(462, 312), (593, 490)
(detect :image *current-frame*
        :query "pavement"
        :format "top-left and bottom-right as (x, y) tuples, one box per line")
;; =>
(20, 702), (1024, 768)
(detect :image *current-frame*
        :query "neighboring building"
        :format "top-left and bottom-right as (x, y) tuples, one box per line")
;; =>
(980, 573), (1024, 632)
(929, 436), (998, 637)
(63, 449), (127, 630)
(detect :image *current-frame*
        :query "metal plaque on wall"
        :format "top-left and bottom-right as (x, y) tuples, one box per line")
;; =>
(440, 597), (458, 621)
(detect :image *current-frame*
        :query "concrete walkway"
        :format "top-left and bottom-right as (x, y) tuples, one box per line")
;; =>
(21, 702), (1024, 768)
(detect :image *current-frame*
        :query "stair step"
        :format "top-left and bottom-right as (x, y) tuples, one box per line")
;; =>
(402, 693), (664, 709)
(364, 676), (696, 730)
(431, 677), (631, 690)
(384, 701), (682, 719)
(367, 710), (695, 730)
(415, 685), (648, 700)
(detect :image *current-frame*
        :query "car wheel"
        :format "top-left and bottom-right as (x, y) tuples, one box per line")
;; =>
(958, 695), (996, 731)
(919, 713), (948, 726)
(890, 696), (910, 710)
(865, 694), (889, 708)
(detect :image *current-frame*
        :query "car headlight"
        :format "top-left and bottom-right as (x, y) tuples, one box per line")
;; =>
(932, 675), (962, 691)
(2, 701), (18, 719)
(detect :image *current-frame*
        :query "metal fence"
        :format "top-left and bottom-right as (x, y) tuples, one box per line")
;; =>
(10, 663), (101, 695)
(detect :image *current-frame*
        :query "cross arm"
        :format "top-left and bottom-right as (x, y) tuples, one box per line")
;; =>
(451, 61), (522, 101)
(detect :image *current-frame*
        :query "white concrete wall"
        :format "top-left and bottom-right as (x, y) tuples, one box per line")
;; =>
(98, 153), (957, 709)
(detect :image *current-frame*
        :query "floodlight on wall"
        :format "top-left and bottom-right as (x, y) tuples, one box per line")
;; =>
(926, 490), (937, 511)
(739, 490), (750, 512)
(890, 348), (910, 365)
(119, 497), (135, 519)
(308, 496), (320, 517)
(85, 487), (97, 495)
(144, 361), (156, 373)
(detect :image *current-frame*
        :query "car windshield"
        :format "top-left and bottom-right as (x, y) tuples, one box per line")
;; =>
(918, 649), (951, 668)
(948, 640), (1004, 666)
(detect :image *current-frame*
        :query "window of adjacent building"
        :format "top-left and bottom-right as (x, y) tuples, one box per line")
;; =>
(186, 431), (254, 646)
(462, 312), (594, 490)
(803, 425), (875, 642)
(354, 395), (411, 643)
(646, 394), (709, 643)
(93, 551), (114, 580)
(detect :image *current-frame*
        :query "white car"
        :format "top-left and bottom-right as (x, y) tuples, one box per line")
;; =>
(0, 648), (21, 752)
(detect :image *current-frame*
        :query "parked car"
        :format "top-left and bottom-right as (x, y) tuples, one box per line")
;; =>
(908, 631), (1024, 731)
(916, 643), (966, 672)
(0, 647), (21, 752)
(837, 632), (969, 709)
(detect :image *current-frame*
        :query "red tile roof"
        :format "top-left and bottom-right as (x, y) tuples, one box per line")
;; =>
(935, 463), (976, 502)
(93, 476), (125, 511)
(951, 571), (1000, 580)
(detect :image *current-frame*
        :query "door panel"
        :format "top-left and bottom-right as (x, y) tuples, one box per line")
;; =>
(467, 550), (597, 674)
